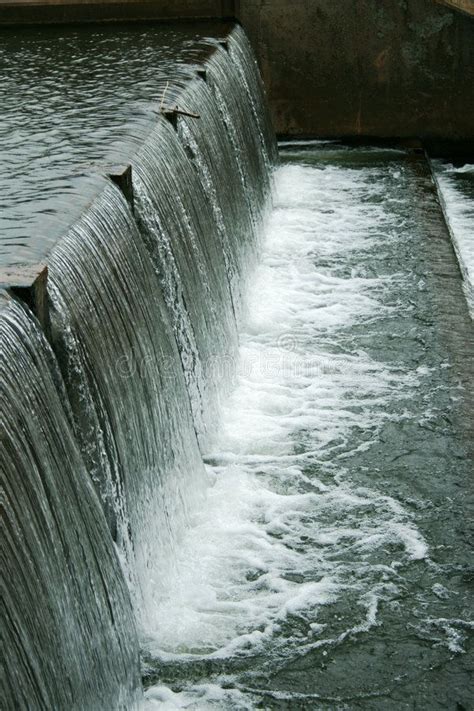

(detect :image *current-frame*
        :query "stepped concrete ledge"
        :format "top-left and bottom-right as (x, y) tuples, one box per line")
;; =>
(108, 165), (134, 212)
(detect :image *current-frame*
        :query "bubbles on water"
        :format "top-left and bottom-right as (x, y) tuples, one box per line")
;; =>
(412, 617), (474, 654)
(145, 683), (255, 710)
(143, 156), (431, 689)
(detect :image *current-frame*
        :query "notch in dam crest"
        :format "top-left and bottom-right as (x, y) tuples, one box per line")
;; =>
(107, 164), (134, 211)
(0, 263), (51, 338)
(162, 109), (179, 130)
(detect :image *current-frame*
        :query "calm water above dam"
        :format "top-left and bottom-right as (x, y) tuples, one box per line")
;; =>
(144, 145), (473, 709)
(0, 22), (230, 267)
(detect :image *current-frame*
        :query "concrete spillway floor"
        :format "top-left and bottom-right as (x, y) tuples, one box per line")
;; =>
(143, 145), (473, 710)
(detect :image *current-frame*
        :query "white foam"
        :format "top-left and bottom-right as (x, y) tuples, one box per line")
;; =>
(413, 617), (474, 654)
(144, 684), (255, 710)
(446, 164), (474, 175)
(144, 157), (429, 699)
(278, 139), (335, 147)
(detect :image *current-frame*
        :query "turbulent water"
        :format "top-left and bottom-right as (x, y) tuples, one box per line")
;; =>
(143, 146), (473, 710)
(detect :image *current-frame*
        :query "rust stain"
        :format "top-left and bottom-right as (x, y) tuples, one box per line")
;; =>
(374, 48), (390, 83)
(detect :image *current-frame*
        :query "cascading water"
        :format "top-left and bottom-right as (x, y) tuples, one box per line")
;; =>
(44, 28), (275, 637)
(47, 182), (208, 628)
(133, 30), (276, 449)
(132, 117), (239, 449)
(1, 22), (276, 708)
(221, 26), (277, 179)
(206, 35), (276, 239)
(0, 295), (141, 710)
(175, 33), (277, 313)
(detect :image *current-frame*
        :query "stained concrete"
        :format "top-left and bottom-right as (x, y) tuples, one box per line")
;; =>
(0, 0), (236, 24)
(0, 264), (50, 336)
(238, 0), (474, 141)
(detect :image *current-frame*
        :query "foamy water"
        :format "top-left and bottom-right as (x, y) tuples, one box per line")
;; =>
(143, 149), (472, 707)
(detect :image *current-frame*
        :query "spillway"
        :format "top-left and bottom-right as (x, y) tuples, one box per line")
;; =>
(1, 21), (276, 709)
(1, 295), (141, 709)
(1, 18), (473, 711)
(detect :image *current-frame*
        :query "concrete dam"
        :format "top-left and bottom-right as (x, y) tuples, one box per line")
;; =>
(0, 2), (473, 709)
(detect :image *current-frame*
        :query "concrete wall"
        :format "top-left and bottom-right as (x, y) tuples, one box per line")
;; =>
(238, 0), (474, 141)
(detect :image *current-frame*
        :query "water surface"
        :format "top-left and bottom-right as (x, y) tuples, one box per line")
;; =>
(144, 145), (474, 710)
(0, 22), (229, 266)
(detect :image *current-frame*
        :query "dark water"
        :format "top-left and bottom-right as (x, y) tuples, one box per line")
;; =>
(0, 22), (232, 266)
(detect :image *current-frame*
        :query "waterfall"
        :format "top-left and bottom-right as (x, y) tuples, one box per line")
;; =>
(48, 183), (208, 627)
(133, 29), (275, 449)
(1, 22), (276, 707)
(133, 118), (239, 449)
(45, 26), (275, 626)
(0, 296), (141, 710)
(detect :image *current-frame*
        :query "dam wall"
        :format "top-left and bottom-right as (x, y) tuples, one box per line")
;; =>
(0, 23), (277, 708)
(0, 0), (235, 23)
